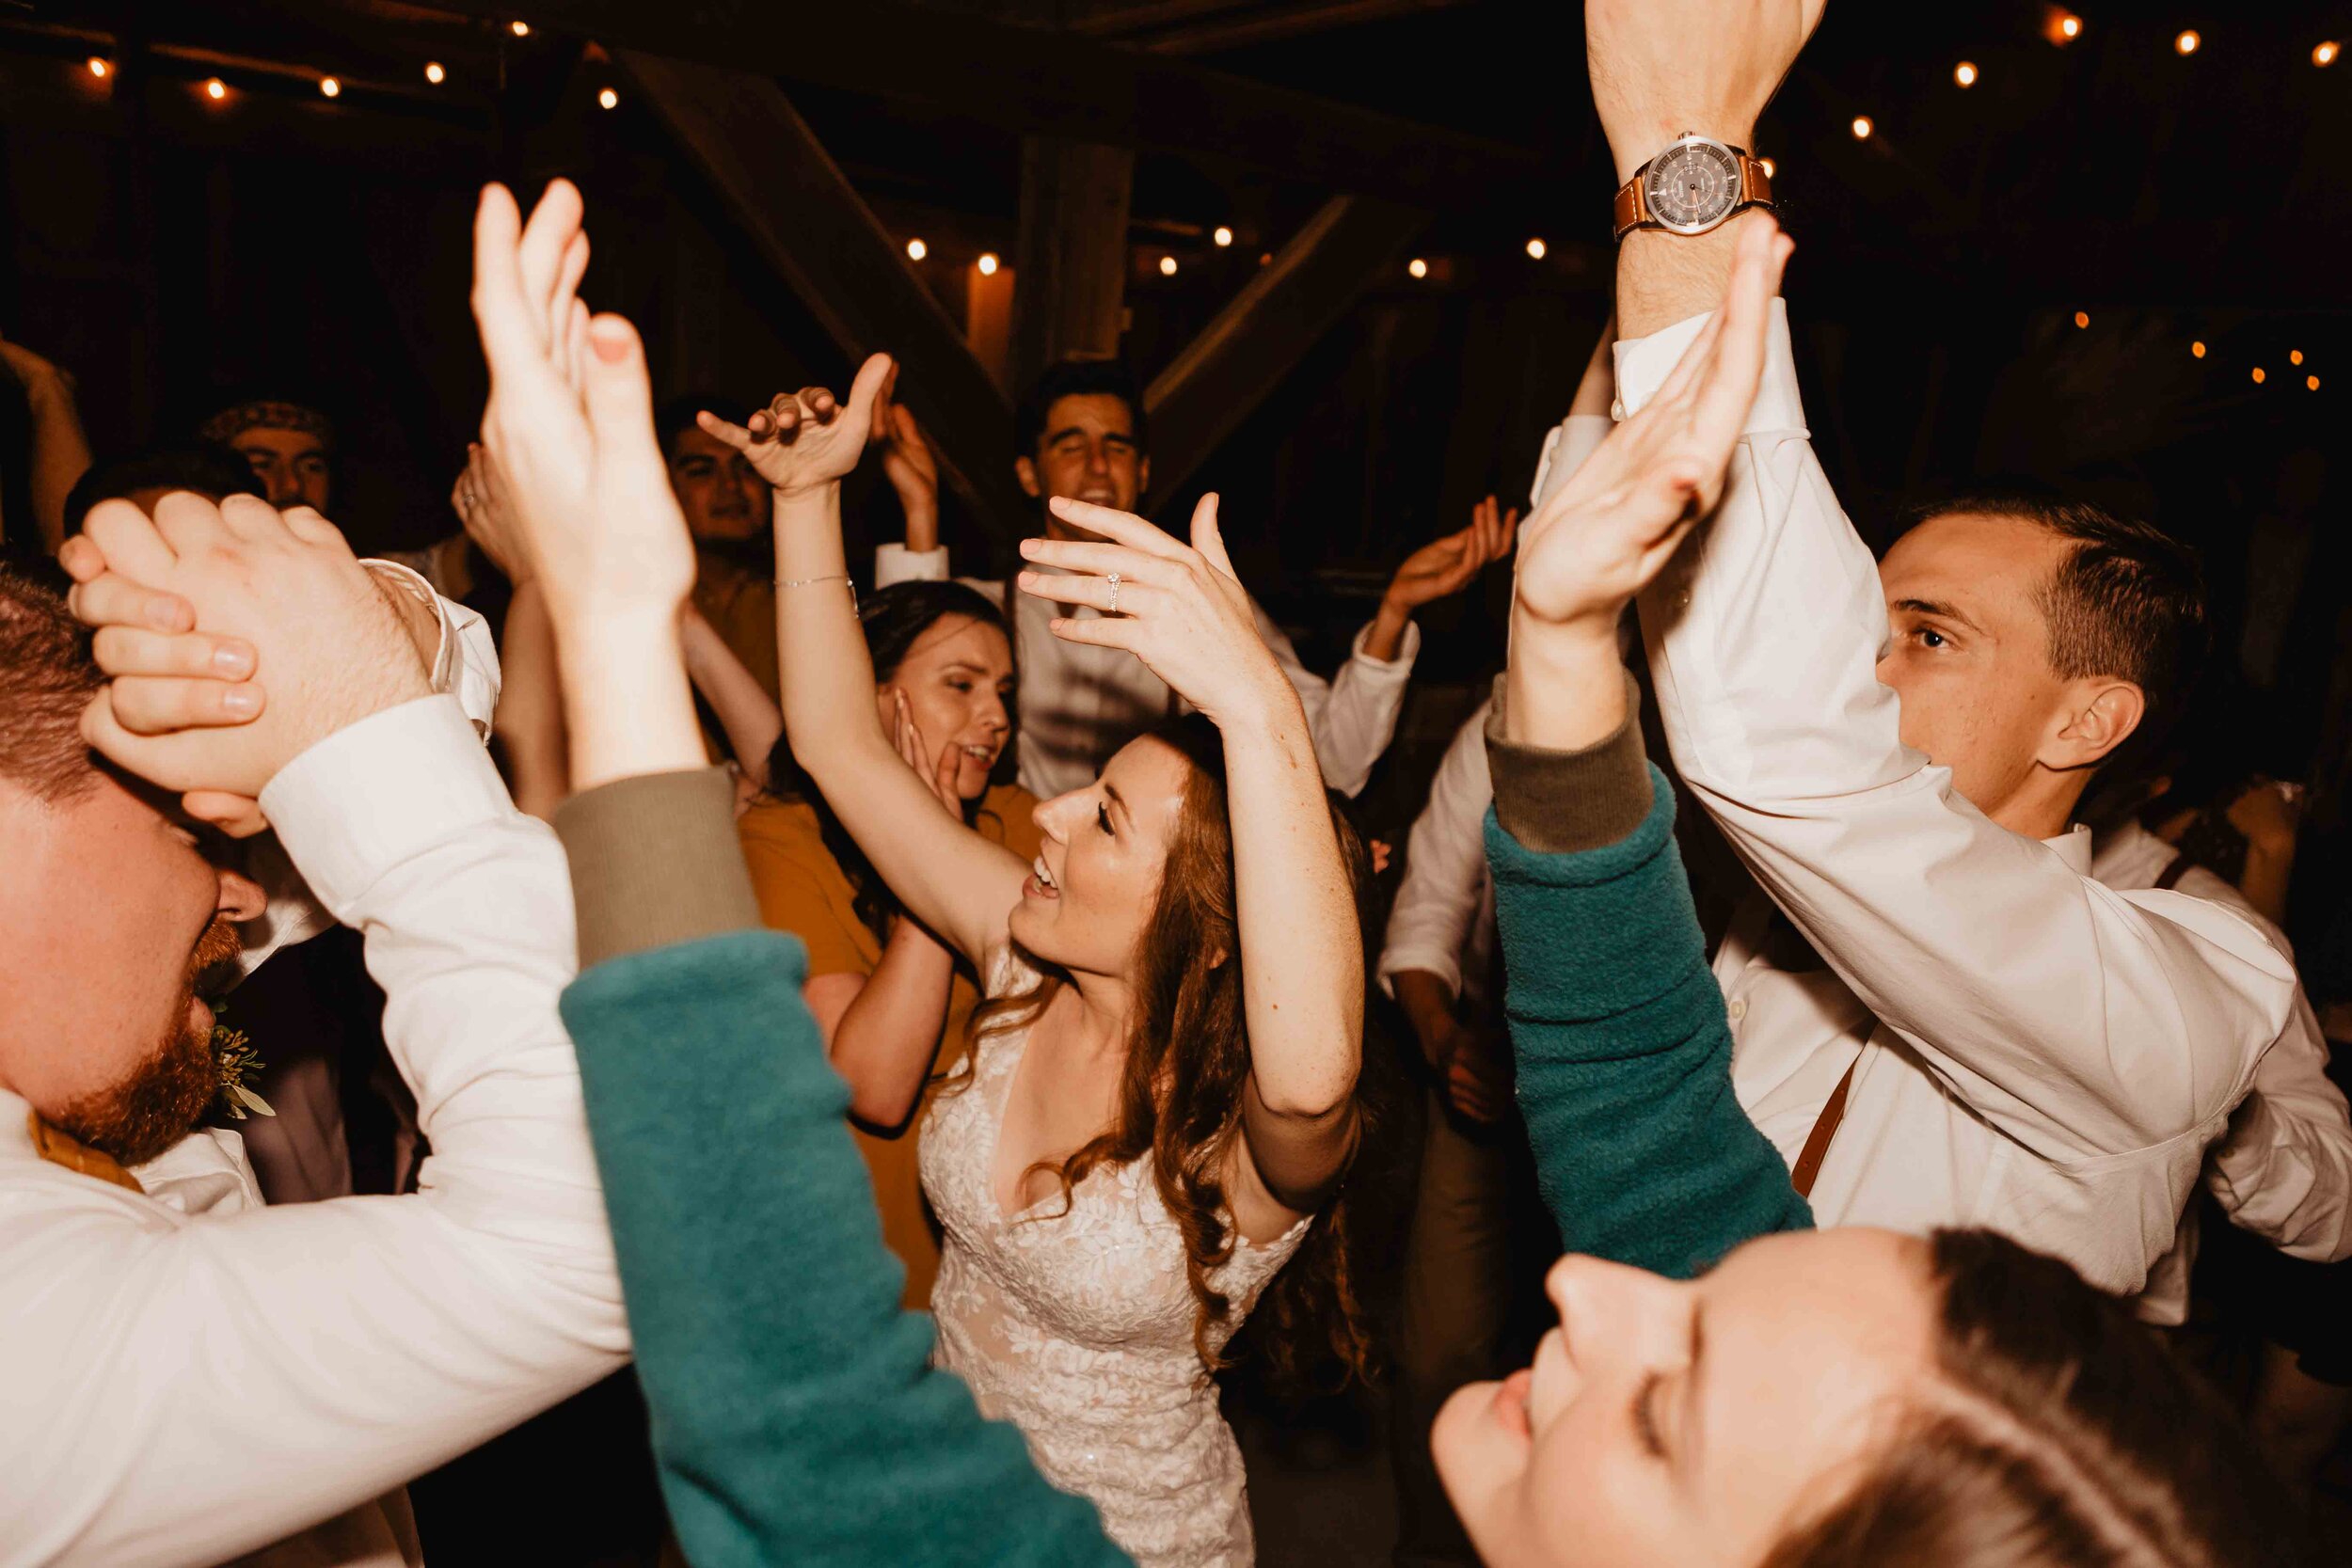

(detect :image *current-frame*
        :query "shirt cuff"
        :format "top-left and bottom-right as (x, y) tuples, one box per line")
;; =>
(1482, 671), (1651, 854)
(259, 695), (516, 917)
(362, 559), (500, 740)
(1527, 414), (1615, 512)
(1612, 297), (1805, 438)
(876, 543), (949, 586)
(1350, 617), (1421, 672)
(552, 768), (762, 971)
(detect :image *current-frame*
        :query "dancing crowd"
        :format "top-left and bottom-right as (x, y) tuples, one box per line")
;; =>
(1, 4), (2344, 1566)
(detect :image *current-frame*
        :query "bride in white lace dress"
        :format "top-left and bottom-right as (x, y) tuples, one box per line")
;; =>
(737, 356), (1370, 1568)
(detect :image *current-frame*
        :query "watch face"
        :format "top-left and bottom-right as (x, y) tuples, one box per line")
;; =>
(1645, 139), (1741, 232)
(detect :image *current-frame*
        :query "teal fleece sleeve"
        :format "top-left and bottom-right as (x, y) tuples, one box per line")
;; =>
(561, 930), (1130, 1568)
(1486, 765), (1813, 1277)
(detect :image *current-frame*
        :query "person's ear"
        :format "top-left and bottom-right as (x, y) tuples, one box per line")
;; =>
(1014, 455), (1041, 499)
(2043, 679), (2146, 771)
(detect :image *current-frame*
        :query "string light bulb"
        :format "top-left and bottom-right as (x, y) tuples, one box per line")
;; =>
(1407, 258), (1428, 279)
(977, 252), (999, 277)
(204, 77), (227, 101)
(2290, 350), (2304, 365)
(424, 61), (445, 84)
(1525, 237), (1547, 260)
(2074, 310), (2090, 328)
(597, 87), (618, 109)
(1851, 116), (1873, 139)
(2058, 14), (2081, 40)
(2192, 341), (2206, 358)
(2174, 30), (2200, 55)
(87, 56), (109, 78)
(2317, 41), (2341, 67)
(1212, 226), (1233, 248)
(319, 76), (341, 98)
(1159, 255), (1178, 277)
(905, 237), (927, 261)
(1955, 61), (1978, 87)
(510, 19), (530, 37)
(2252, 368), (2266, 385)
(2311, 375), (2322, 391)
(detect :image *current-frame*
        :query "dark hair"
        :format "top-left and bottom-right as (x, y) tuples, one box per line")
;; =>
(1908, 495), (2208, 762)
(61, 445), (263, 538)
(0, 566), (103, 801)
(1014, 358), (1148, 459)
(1764, 1228), (2298, 1567)
(765, 580), (1016, 943)
(967, 715), (1378, 1395)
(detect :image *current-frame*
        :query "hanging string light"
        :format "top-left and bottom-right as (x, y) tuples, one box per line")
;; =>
(87, 56), (110, 78)
(319, 76), (341, 98)
(2074, 310), (2090, 328)
(977, 252), (999, 277)
(205, 77), (227, 101)
(1158, 255), (1178, 277)
(2316, 41), (2341, 67)
(1525, 237), (1547, 260)
(510, 19), (531, 37)
(2174, 30), (2200, 56)
(597, 87), (618, 109)
(2251, 368), (2266, 385)
(1851, 116), (1873, 139)
(1212, 226), (1233, 248)
(1954, 61), (1979, 87)
(2191, 341), (2206, 358)
(424, 61), (446, 84)
(1407, 258), (1428, 279)
(905, 238), (927, 261)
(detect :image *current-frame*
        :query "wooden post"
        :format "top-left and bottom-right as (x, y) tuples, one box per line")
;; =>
(1010, 137), (1134, 397)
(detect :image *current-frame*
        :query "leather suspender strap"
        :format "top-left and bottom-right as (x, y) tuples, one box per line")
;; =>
(1789, 1058), (1857, 1200)
(2153, 852), (2194, 893)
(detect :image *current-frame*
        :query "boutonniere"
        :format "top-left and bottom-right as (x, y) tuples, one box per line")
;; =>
(211, 1023), (277, 1121)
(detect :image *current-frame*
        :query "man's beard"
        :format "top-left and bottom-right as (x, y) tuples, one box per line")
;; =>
(53, 914), (245, 1168)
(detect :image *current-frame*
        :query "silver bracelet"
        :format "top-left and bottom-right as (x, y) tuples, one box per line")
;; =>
(775, 573), (858, 612)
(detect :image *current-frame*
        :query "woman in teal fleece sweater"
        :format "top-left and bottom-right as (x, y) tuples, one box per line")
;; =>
(469, 189), (2281, 1568)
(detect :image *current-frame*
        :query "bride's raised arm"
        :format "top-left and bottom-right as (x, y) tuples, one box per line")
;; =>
(1018, 497), (1364, 1221)
(701, 355), (1026, 972)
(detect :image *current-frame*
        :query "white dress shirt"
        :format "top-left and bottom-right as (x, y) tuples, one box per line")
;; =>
(876, 544), (1417, 800)
(1615, 301), (2298, 1308)
(2092, 820), (2352, 1309)
(0, 697), (628, 1567)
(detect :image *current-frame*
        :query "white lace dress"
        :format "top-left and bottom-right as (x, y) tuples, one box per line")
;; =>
(919, 958), (1309, 1568)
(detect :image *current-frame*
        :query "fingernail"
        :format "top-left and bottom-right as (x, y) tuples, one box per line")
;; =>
(212, 642), (253, 677)
(1019, 539), (1041, 557)
(220, 686), (261, 718)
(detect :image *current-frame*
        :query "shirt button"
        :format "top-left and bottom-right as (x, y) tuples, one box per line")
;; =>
(1727, 998), (1748, 1022)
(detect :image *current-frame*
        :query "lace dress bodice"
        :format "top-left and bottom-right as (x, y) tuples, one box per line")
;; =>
(919, 961), (1307, 1568)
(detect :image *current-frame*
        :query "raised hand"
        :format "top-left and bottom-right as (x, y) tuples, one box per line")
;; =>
(1015, 493), (1292, 732)
(697, 354), (894, 500)
(70, 494), (430, 800)
(1391, 497), (1517, 610)
(871, 379), (941, 510)
(1586, 0), (1825, 180)
(1514, 216), (1788, 636)
(472, 179), (692, 632)
(450, 440), (527, 585)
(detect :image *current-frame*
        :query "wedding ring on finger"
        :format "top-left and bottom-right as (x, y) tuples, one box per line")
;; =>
(1106, 571), (1121, 614)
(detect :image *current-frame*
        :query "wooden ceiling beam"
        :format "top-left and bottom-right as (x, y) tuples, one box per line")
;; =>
(1009, 137), (1135, 400)
(278, 0), (1549, 213)
(1143, 193), (1426, 511)
(612, 48), (1033, 543)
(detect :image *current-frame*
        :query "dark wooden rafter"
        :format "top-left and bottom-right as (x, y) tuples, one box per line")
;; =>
(1143, 195), (1427, 511)
(286, 0), (1548, 214)
(1009, 137), (1135, 398)
(610, 48), (1033, 542)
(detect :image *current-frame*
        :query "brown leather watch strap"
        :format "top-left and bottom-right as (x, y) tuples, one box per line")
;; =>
(1740, 153), (1774, 208)
(1612, 179), (1645, 241)
(1789, 1056), (1857, 1200)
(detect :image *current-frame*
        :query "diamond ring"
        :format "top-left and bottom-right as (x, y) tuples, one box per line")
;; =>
(1106, 571), (1121, 614)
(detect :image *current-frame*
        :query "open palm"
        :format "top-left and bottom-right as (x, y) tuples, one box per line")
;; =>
(1515, 216), (1790, 633)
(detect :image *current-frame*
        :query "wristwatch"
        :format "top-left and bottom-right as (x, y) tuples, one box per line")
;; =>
(1612, 133), (1774, 241)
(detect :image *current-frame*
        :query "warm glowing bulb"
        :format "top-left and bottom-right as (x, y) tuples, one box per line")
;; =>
(2060, 15), (2081, 40)
(2074, 310), (2090, 328)
(977, 252), (999, 277)
(1955, 61), (1978, 87)
(597, 87), (618, 109)
(2317, 41), (2341, 67)
(1212, 226), (1233, 248)
(1851, 116), (1873, 139)
(2290, 350), (2304, 365)
(205, 77), (227, 100)
(2310, 375), (2322, 390)
(319, 76), (341, 98)
(87, 56), (109, 78)
(2174, 30), (2200, 55)
(1407, 258), (1428, 279)
(905, 238), (927, 261)
(1760, 157), (1776, 178)
(2252, 368), (2266, 385)
(2191, 341), (2206, 358)
(511, 19), (531, 37)
(1525, 237), (1547, 260)
(1158, 255), (1178, 277)
(424, 61), (445, 84)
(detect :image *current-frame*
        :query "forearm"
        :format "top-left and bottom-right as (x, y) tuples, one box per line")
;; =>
(1390, 969), (1458, 1070)
(21, 371), (92, 553)
(681, 608), (784, 785)
(2238, 841), (2296, 927)
(1290, 615), (1417, 798)
(774, 485), (890, 767)
(492, 579), (571, 818)
(829, 920), (960, 1128)
(2206, 990), (2352, 1261)
(1226, 688), (1364, 1121)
